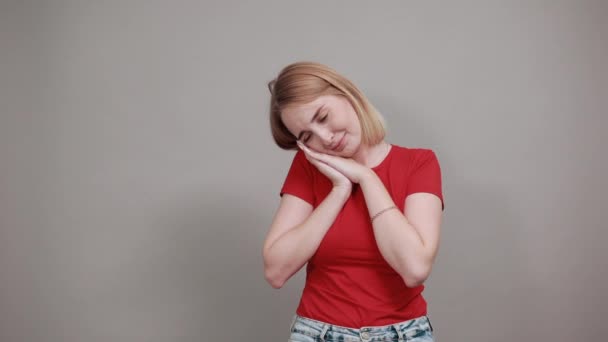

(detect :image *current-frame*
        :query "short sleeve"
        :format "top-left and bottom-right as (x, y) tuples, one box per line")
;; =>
(406, 149), (445, 210)
(279, 150), (315, 205)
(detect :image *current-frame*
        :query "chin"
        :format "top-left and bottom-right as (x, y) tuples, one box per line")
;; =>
(338, 148), (355, 158)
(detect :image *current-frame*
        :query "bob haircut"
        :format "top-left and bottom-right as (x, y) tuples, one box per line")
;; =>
(268, 61), (386, 150)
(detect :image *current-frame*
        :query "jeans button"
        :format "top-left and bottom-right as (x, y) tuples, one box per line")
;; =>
(361, 331), (370, 339)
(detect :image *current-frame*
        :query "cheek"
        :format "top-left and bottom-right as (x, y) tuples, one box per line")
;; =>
(305, 137), (330, 153)
(307, 141), (325, 152)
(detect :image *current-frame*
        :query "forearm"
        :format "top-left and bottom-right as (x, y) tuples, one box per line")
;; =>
(263, 187), (350, 288)
(359, 171), (431, 287)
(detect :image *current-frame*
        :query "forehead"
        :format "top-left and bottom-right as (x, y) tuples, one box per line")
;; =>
(283, 96), (326, 117)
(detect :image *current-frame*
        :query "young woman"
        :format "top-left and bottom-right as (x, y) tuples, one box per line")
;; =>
(262, 61), (444, 342)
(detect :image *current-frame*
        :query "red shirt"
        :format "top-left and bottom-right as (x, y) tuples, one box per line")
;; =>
(280, 144), (444, 328)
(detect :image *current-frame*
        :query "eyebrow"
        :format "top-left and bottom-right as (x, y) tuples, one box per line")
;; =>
(297, 105), (324, 141)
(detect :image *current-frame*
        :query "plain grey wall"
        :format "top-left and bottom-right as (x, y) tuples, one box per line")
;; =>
(1, 1), (606, 341)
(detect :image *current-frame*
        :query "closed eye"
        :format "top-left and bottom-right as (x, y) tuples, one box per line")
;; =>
(302, 114), (328, 143)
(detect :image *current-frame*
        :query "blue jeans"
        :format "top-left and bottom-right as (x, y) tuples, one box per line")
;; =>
(288, 314), (434, 342)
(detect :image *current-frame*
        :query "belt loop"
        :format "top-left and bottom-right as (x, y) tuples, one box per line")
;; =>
(392, 324), (405, 341)
(319, 323), (330, 341)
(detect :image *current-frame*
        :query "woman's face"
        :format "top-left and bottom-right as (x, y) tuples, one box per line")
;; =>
(281, 94), (362, 156)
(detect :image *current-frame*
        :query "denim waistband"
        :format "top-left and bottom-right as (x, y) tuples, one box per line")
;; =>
(289, 314), (433, 341)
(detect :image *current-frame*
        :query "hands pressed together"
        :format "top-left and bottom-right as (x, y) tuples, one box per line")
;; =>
(297, 141), (372, 190)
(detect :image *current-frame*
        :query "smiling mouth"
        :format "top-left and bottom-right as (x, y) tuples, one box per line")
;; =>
(331, 134), (345, 151)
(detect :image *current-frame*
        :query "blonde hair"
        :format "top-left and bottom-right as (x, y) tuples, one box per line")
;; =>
(268, 61), (386, 150)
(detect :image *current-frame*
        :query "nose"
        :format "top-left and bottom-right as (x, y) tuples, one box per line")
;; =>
(312, 127), (334, 148)
(320, 130), (335, 148)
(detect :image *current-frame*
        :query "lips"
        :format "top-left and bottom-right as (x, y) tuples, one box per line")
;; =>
(331, 134), (346, 151)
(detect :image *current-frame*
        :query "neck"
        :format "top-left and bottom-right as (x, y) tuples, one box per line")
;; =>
(353, 141), (390, 168)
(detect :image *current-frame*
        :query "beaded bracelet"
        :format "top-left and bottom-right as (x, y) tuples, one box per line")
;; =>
(370, 205), (397, 222)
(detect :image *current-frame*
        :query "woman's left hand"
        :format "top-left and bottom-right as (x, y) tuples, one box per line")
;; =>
(297, 141), (372, 184)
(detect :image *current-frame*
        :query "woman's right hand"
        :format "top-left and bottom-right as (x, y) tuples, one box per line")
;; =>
(298, 141), (352, 193)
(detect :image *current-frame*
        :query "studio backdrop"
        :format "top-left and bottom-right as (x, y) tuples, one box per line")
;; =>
(1, 1), (606, 341)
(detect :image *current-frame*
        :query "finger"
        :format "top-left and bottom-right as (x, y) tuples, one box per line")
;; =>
(296, 141), (337, 166)
(301, 148), (320, 164)
(305, 153), (325, 167)
(298, 142), (321, 161)
(308, 155), (338, 173)
(299, 143), (314, 160)
(296, 140), (314, 153)
(310, 151), (335, 167)
(297, 141), (313, 155)
(301, 144), (325, 161)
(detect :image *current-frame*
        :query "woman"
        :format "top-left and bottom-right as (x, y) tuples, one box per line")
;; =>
(262, 61), (444, 342)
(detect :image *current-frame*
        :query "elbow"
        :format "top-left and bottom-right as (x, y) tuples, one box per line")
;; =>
(262, 249), (286, 289)
(403, 274), (427, 288)
(264, 267), (286, 289)
(401, 263), (432, 288)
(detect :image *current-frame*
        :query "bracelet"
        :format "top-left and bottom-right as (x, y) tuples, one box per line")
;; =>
(370, 205), (397, 222)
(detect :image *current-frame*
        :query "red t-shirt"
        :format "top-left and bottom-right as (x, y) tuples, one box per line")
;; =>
(279, 144), (444, 328)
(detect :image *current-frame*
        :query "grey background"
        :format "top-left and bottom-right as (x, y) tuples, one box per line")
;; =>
(1, 1), (606, 341)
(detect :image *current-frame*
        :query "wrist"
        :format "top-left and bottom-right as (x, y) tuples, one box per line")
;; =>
(359, 168), (378, 185)
(331, 185), (352, 200)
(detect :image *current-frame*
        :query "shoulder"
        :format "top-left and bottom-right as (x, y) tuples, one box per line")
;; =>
(291, 149), (306, 161)
(284, 149), (317, 179)
(389, 144), (438, 164)
(288, 149), (311, 167)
